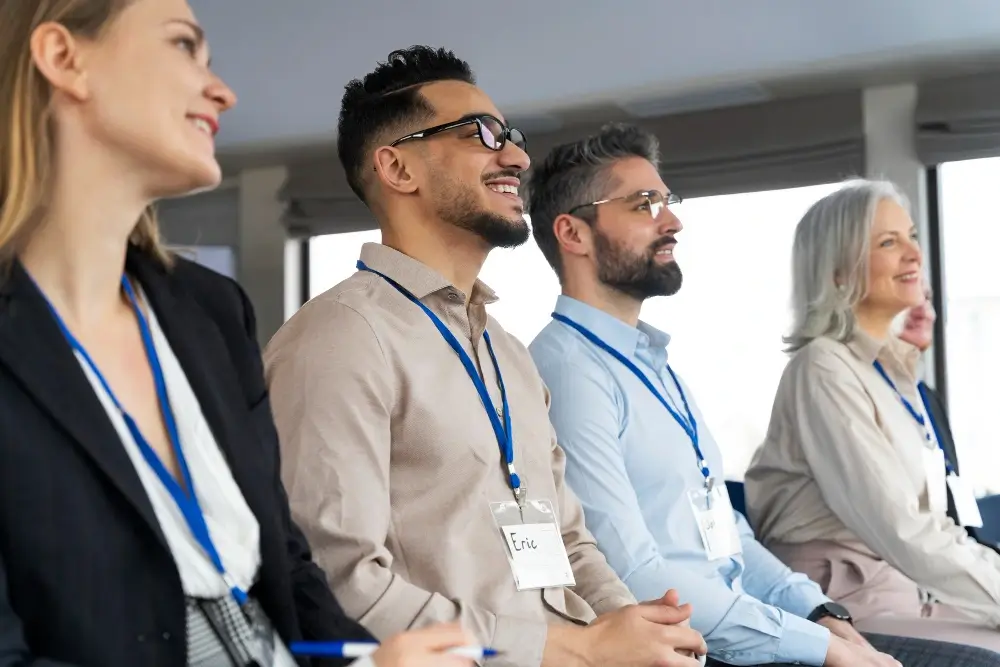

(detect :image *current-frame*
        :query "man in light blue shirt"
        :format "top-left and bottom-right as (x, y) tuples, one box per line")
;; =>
(521, 123), (947, 667)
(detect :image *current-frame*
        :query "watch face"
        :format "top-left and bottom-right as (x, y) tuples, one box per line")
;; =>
(810, 602), (853, 623)
(826, 602), (852, 620)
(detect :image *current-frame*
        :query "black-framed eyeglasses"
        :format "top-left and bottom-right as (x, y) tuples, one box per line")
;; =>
(567, 189), (682, 220)
(390, 114), (527, 152)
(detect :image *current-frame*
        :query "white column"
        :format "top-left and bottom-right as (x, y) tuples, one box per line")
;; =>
(238, 166), (288, 346)
(862, 83), (935, 384)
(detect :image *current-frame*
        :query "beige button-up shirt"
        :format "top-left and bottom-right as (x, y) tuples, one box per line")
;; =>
(745, 332), (1000, 626)
(265, 243), (635, 667)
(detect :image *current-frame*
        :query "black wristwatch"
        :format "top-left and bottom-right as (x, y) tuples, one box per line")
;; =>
(808, 602), (853, 625)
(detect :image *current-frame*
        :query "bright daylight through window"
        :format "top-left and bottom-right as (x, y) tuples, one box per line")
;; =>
(308, 183), (839, 479)
(939, 158), (1000, 495)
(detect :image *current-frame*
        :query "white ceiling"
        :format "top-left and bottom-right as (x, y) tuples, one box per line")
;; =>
(192, 0), (1000, 154)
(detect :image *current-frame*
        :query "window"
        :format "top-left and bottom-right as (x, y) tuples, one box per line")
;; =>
(640, 184), (839, 478)
(309, 230), (379, 299)
(306, 183), (837, 478)
(938, 158), (1000, 495)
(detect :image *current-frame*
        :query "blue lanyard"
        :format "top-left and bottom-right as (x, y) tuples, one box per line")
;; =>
(551, 313), (709, 484)
(42, 276), (248, 605)
(357, 261), (524, 505)
(872, 361), (955, 475)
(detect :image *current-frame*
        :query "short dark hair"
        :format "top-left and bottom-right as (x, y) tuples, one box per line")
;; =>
(526, 123), (660, 277)
(337, 46), (476, 204)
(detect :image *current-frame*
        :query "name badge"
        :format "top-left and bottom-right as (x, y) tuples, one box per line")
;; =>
(922, 447), (948, 514)
(687, 485), (742, 561)
(490, 499), (575, 591)
(947, 474), (984, 528)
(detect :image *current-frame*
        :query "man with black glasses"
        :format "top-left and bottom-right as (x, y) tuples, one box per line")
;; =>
(264, 47), (707, 667)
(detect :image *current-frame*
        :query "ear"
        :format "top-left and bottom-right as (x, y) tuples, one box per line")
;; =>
(553, 213), (593, 260)
(373, 146), (418, 195)
(30, 21), (90, 102)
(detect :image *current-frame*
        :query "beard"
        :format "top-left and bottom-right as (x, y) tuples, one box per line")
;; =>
(594, 228), (683, 300)
(430, 169), (529, 249)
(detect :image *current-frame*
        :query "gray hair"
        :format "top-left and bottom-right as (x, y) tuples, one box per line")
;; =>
(525, 123), (661, 277)
(785, 178), (910, 352)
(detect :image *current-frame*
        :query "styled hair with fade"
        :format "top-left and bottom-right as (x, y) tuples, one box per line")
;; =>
(337, 46), (475, 204)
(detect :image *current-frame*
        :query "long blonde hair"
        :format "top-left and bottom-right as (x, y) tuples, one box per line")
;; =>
(0, 0), (170, 267)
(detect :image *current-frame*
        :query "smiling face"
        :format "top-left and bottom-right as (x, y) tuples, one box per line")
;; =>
(403, 80), (531, 249)
(856, 198), (925, 319)
(585, 156), (684, 300)
(44, 0), (236, 197)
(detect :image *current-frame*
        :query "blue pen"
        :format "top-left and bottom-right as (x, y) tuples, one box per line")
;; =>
(289, 641), (499, 660)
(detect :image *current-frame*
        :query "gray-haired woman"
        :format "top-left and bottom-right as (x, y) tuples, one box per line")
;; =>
(744, 179), (1000, 652)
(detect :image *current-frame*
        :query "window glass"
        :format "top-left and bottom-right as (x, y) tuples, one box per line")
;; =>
(939, 158), (1000, 495)
(307, 183), (838, 478)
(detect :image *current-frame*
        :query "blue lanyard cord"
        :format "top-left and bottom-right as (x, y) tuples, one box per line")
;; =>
(872, 361), (955, 475)
(551, 313), (709, 481)
(357, 261), (523, 500)
(42, 276), (247, 605)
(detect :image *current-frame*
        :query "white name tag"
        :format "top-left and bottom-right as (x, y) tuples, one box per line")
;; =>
(500, 523), (575, 590)
(688, 486), (742, 561)
(947, 474), (984, 528)
(922, 447), (948, 514)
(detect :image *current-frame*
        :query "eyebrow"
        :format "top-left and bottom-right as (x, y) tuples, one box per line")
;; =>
(622, 188), (666, 200)
(880, 225), (917, 237)
(455, 111), (503, 124)
(165, 19), (211, 65)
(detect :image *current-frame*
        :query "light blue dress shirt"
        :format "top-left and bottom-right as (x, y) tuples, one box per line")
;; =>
(529, 296), (832, 666)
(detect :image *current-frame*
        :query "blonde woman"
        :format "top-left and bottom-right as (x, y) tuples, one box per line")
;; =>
(0, 1), (473, 666)
(745, 179), (1000, 653)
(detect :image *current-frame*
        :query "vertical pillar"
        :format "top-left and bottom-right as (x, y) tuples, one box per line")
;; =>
(863, 83), (936, 384)
(238, 166), (288, 346)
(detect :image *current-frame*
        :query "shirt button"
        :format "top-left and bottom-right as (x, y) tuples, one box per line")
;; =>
(136, 634), (146, 643)
(161, 632), (171, 641)
(448, 291), (461, 301)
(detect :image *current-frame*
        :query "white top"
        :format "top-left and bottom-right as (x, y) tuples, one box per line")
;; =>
(76, 299), (262, 599)
(75, 295), (365, 667)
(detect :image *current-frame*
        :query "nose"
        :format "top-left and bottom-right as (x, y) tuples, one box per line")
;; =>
(499, 140), (530, 173)
(903, 235), (922, 266)
(657, 204), (682, 234)
(206, 74), (237, 112)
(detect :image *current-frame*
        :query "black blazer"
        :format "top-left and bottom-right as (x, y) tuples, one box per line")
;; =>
(0, 248), (372, 666)
(921, 382), (1000, 552)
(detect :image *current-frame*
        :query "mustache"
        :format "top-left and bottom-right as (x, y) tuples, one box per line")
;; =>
(650, 235), (677, 252)
(482, 169), (521, 182)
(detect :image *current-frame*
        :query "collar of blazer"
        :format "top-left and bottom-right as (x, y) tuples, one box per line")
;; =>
(0, 246), (267, 553)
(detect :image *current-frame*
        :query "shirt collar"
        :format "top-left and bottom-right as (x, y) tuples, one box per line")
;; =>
(845, 327), (922, 371)
(553, 295), (671, 360)
(358, 242), (498, 305)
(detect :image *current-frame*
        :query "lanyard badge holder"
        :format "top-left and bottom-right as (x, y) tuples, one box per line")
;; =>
(873, 363), (982, 526)
(489, 498), (576, 591)
(358, 262), (574, 590)
(552, 313), (741, 561)
(40, 276), (294, 666)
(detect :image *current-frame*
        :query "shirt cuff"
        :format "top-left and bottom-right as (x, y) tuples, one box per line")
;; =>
(771, 583), (831, 620)
(775, 613), (831, 666)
